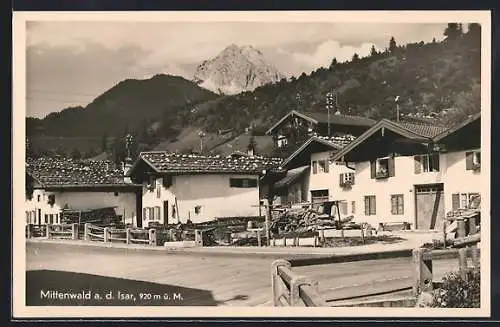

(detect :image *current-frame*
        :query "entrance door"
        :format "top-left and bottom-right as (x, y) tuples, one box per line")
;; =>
(415, 183), (445, 230)
(163, 201), (169, 225)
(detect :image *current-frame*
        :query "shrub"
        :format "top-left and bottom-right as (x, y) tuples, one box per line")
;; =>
(430, 266), (480, 308)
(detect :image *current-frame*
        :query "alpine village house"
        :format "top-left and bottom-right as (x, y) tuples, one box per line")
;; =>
(125, 152), (283, 227)
(272, 111), (481, 230)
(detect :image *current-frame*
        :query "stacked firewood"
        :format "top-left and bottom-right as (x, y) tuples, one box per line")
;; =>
(269, 207), (338, 236)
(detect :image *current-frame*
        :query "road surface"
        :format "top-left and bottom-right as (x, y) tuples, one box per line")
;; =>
(25, 242), (459, 306)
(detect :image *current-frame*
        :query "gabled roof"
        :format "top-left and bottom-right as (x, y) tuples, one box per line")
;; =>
(433, 112), (481, 143)
(266, 110), (376, 135)
(330, 119), (446, 162)
(281, 134), (356, 168)
(26, 157), (140, 189)
(275, 165), (310, 189)
(127, 151), (284, 176)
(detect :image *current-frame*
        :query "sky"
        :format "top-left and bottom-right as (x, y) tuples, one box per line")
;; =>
(25, 21), (449, 118)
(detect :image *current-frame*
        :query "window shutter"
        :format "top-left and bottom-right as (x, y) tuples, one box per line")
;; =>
(414, 155), (422, 174)
(324, 161), (330, 173)
(364, 197), (369, 215)
(451, 194), (460, 210)
(351, 201), (356, 214)
(312, 161), (318, 174)
(465, 151), (473, 170)
(388, 156), (395, 177)
(432, 153), (440, 171)
(155, 207), (161, 221)
(370, 161), (376, 179)
(391, 196), (396, 214)
(372, 196), (376, 215)
(339, 174), (343, 186)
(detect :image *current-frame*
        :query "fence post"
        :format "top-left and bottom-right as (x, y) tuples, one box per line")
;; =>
(360, 228), (365, 245)
(45, 224), (51, 239)
(103, 227), (109, 243)
(257, 230), (261, 247)
(313, 234), (318, 247)
(26, 224), (32, 239)
(194, 229), (203, 247)
(471, 246), (480, 269)
(84, 223), (90, 241)
(320, 229), (325, 243)
(283, 234), (287, 247)
(458, 247), (468, 279)
(272, 236), (276, 247)
(271, 259), (291, 306)
(468, 217), (478, 235)
(126, 228), (131, 244)
(366, 225), (373, 237)
(412, 248), (433, 296)
(72, 223), (78, 240)
(442, 220), (447, 249)
(149, 228), (157, 246)
(457, 218), (466, 238)
(290, 276), (319, 306)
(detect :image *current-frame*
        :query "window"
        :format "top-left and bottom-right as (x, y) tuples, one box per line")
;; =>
(371, 157), (395, 179)
(351, 201), (356, 214)
(44, 214), (48, 224)
(229, 178), (258, 188)
(194, 205), (202, 215)
(339, 172), (355, 186)
(312, 161), (318, 174)
(391, 194), (404, 215)
(364, 196), (376, 215)
(37, 195), (41, 202)
(156, 185), (161, 198)
(414, 154), (440, 173)
(147, 176), (156, 191)
(452, 192), (481, 210)
(114, 192), (119, 196)
(49, 214), (54, 224)
(466, 151), (481, 171)
(317, 160), (329, 173)
(339, 201), (348, 216)
(26, 212), (30, 224)
(154, 206), (161, 221)
(143, 208), (148, 221)
(311, 189), (329, 203)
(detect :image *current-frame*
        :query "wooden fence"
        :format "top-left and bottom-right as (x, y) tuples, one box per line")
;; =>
(26, 223), (78, 240)
(271, 232), (481, 307)
(271, 227), (371, 247)
(84, 224), (157, 246)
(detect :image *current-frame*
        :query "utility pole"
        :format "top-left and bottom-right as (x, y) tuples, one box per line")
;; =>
(395, 96), (400, 122)
(198, 131), (206, 154)
(326, 91), (337, 137)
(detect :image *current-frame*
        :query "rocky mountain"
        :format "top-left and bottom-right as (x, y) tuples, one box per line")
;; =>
(193, 44), (285, 95)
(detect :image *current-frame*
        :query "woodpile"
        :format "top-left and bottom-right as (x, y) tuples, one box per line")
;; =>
(61, 207), (122, 226)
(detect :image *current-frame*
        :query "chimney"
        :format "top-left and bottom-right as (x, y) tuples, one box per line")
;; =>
(122, 156), (133, 183)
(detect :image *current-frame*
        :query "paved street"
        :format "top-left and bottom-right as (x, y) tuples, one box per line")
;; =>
(26, 242), (459, 307)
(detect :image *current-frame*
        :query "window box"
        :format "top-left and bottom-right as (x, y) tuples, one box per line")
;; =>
(472, 162), (481, 171)
(375, 170), (389, 179)
(371, 156), (395, 179)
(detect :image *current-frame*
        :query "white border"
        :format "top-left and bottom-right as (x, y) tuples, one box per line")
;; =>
(12, 10), (492, 318)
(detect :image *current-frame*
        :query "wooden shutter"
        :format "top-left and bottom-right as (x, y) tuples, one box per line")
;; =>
(324, 161), (330, 173)
(339, 174), (343, 186)
(155, 207), (161, 221)
(399, 195), (404, 215)
(391, 195), (396, 214)
(312, 161), (318, 174)
(388, 156), (395, 177)
(414, 155), (422, 174)
(451, 194), (460, 210)
(372, 196), (376, 215)
(465, 151), (473, 170)
(351, 201), (356, 214)
(364, 197), (369, 215)
(370, 161), (376, 179)
(432, 153), (440, 171)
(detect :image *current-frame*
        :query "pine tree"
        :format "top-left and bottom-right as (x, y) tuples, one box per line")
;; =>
(329, 57), (338, 69)
(370, 45), (378, 56)
(444, 23), (463, 41)
(389, 36), (397, 54)
(352, 53), (360, 62)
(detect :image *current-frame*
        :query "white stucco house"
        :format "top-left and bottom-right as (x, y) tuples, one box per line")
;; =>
(125, 151), (283, 227)
(274, 113), (481, 230)
(25, 157), (142, 227)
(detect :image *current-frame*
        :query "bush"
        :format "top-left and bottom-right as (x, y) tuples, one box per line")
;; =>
(430, 266), (480, 308)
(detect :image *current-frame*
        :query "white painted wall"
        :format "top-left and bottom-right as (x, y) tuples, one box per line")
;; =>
(310, 151), (355, 202)
(313, 149), (482, 228)
(24, 189), (137, 226)
(141, 174), (261, 226)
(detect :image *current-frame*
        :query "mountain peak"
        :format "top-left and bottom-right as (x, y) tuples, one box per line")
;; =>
(193, 44), (285, 95)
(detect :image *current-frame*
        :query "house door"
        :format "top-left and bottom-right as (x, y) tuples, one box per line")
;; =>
(163, 201), (169, 225)
(415, 183), (445, 230)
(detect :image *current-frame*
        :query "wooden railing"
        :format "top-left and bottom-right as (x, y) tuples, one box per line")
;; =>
(84, 224), (157, 246)
(26, 224), (78, 240)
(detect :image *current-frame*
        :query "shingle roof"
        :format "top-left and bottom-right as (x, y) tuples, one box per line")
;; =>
(394, 121), (448, 138)
(314, 134), (357, 148)
(26, 157), (137, 188)
(275, 165), (310, 189)
(303, 111), (376, 127)
(137, 151), (284, 175)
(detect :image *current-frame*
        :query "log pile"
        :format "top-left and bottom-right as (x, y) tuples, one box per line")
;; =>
(61, 207), (122, 226)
